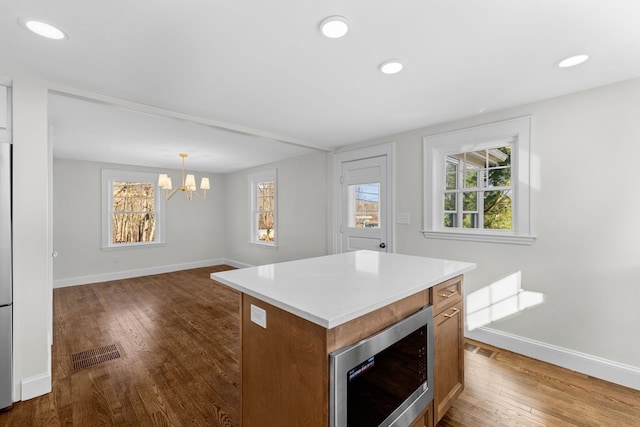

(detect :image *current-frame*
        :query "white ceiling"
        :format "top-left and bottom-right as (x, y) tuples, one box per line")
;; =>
(1, 0), (639, 173)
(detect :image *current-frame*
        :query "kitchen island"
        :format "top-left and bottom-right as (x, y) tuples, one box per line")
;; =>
(211, 250), (475, 427)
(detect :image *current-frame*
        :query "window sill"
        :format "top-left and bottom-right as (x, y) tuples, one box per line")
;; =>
(421, 230), (536, 245)
(101, 241), (166, 251)
(249, 240), (278, 248)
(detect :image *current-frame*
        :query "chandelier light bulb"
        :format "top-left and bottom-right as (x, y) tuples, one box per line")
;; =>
(158, 153), (209, 200)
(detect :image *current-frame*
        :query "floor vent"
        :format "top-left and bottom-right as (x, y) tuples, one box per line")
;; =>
(464, 342), (497, 358)
(476, 347), (496, 358)
(72, 344), (122, 371)
(464, 343), (478, 352)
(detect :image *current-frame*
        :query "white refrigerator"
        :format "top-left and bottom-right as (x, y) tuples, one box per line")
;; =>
(0, 84), (12, 411)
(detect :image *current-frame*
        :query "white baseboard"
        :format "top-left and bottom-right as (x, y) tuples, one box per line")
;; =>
(21, 372), (51, 401)
(53, 258), (251, 288)
(466, 326), (640, 391)
(223, 259), (253, 269)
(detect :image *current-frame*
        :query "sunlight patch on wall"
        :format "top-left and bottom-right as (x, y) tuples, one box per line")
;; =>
(466, 271), (544, 330)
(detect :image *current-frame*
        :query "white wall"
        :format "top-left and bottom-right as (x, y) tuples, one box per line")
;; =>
(11, 77), (52, 400)
(52, 158), (227, 286)
(341, 79), (640, 383)
(224, 152), (329, 266)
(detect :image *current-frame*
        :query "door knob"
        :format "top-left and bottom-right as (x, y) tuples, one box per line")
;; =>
(379, 243), (386, 249)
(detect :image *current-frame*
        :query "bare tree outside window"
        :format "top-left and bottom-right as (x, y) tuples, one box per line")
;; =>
(256, 180), (275, 242)
(249, 169), (277, 246)
(112, 181), (156, 243)
(351, 183), (380, 228)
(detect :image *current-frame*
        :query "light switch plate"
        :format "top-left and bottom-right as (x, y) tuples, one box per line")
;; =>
(250, 304), (267, 328)
(396, 213), (410, 224)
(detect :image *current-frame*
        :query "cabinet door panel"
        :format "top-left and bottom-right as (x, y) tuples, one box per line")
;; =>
(433, 300), (464, 423)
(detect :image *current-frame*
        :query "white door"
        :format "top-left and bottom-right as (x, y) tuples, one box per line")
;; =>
(340, 155), (388, 252)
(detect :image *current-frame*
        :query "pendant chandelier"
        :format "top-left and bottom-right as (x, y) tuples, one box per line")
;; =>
(157, 153), (210, 200)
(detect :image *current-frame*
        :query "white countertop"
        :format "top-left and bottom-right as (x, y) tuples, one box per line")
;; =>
(211, 250), (476, 329)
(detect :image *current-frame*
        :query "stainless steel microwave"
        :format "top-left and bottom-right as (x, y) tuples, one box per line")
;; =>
(329, 305), (434, 427)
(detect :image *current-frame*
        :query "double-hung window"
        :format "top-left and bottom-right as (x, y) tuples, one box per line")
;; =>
(102, 169), (165, 249)
(249, 169), (277, 246)
(423, 117), (535, 244)
(444, 146), (512, 229)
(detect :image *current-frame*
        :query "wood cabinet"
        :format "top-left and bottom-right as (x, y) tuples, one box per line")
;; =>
(430, 276), (465, 425)
(239, 275), (464, 427)
(241, 290), (429, 427)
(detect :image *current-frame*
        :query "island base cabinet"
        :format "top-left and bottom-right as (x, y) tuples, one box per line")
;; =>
(238, 274), (466, 427)
(430, 275), (464, 425)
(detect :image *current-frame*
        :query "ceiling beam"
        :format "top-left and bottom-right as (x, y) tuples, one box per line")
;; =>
(46, 81), (333, 153)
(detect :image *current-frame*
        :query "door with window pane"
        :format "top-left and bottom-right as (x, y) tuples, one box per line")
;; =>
(341, 156), (388, 252)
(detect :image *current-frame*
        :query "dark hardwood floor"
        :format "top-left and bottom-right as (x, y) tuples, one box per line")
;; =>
(444, 340), (640, 426)
(1, 266), (638, 426)
(2, 266), (240, 427)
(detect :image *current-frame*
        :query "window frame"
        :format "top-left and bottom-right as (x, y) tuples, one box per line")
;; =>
(101, 169), (166, 250)
(423, 117), (535, 245)
(249, 169), (278, 247)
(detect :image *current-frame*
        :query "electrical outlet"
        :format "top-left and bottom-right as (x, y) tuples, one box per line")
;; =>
(250, 304), (267, 328)
(396, 213), (411, 224)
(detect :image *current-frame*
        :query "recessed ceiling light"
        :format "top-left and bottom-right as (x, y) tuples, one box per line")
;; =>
(320, 16), (350, 38)
(379, 60), (404, 75)
(556, 54), (589, 68)
(19, 18), (68, 40)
